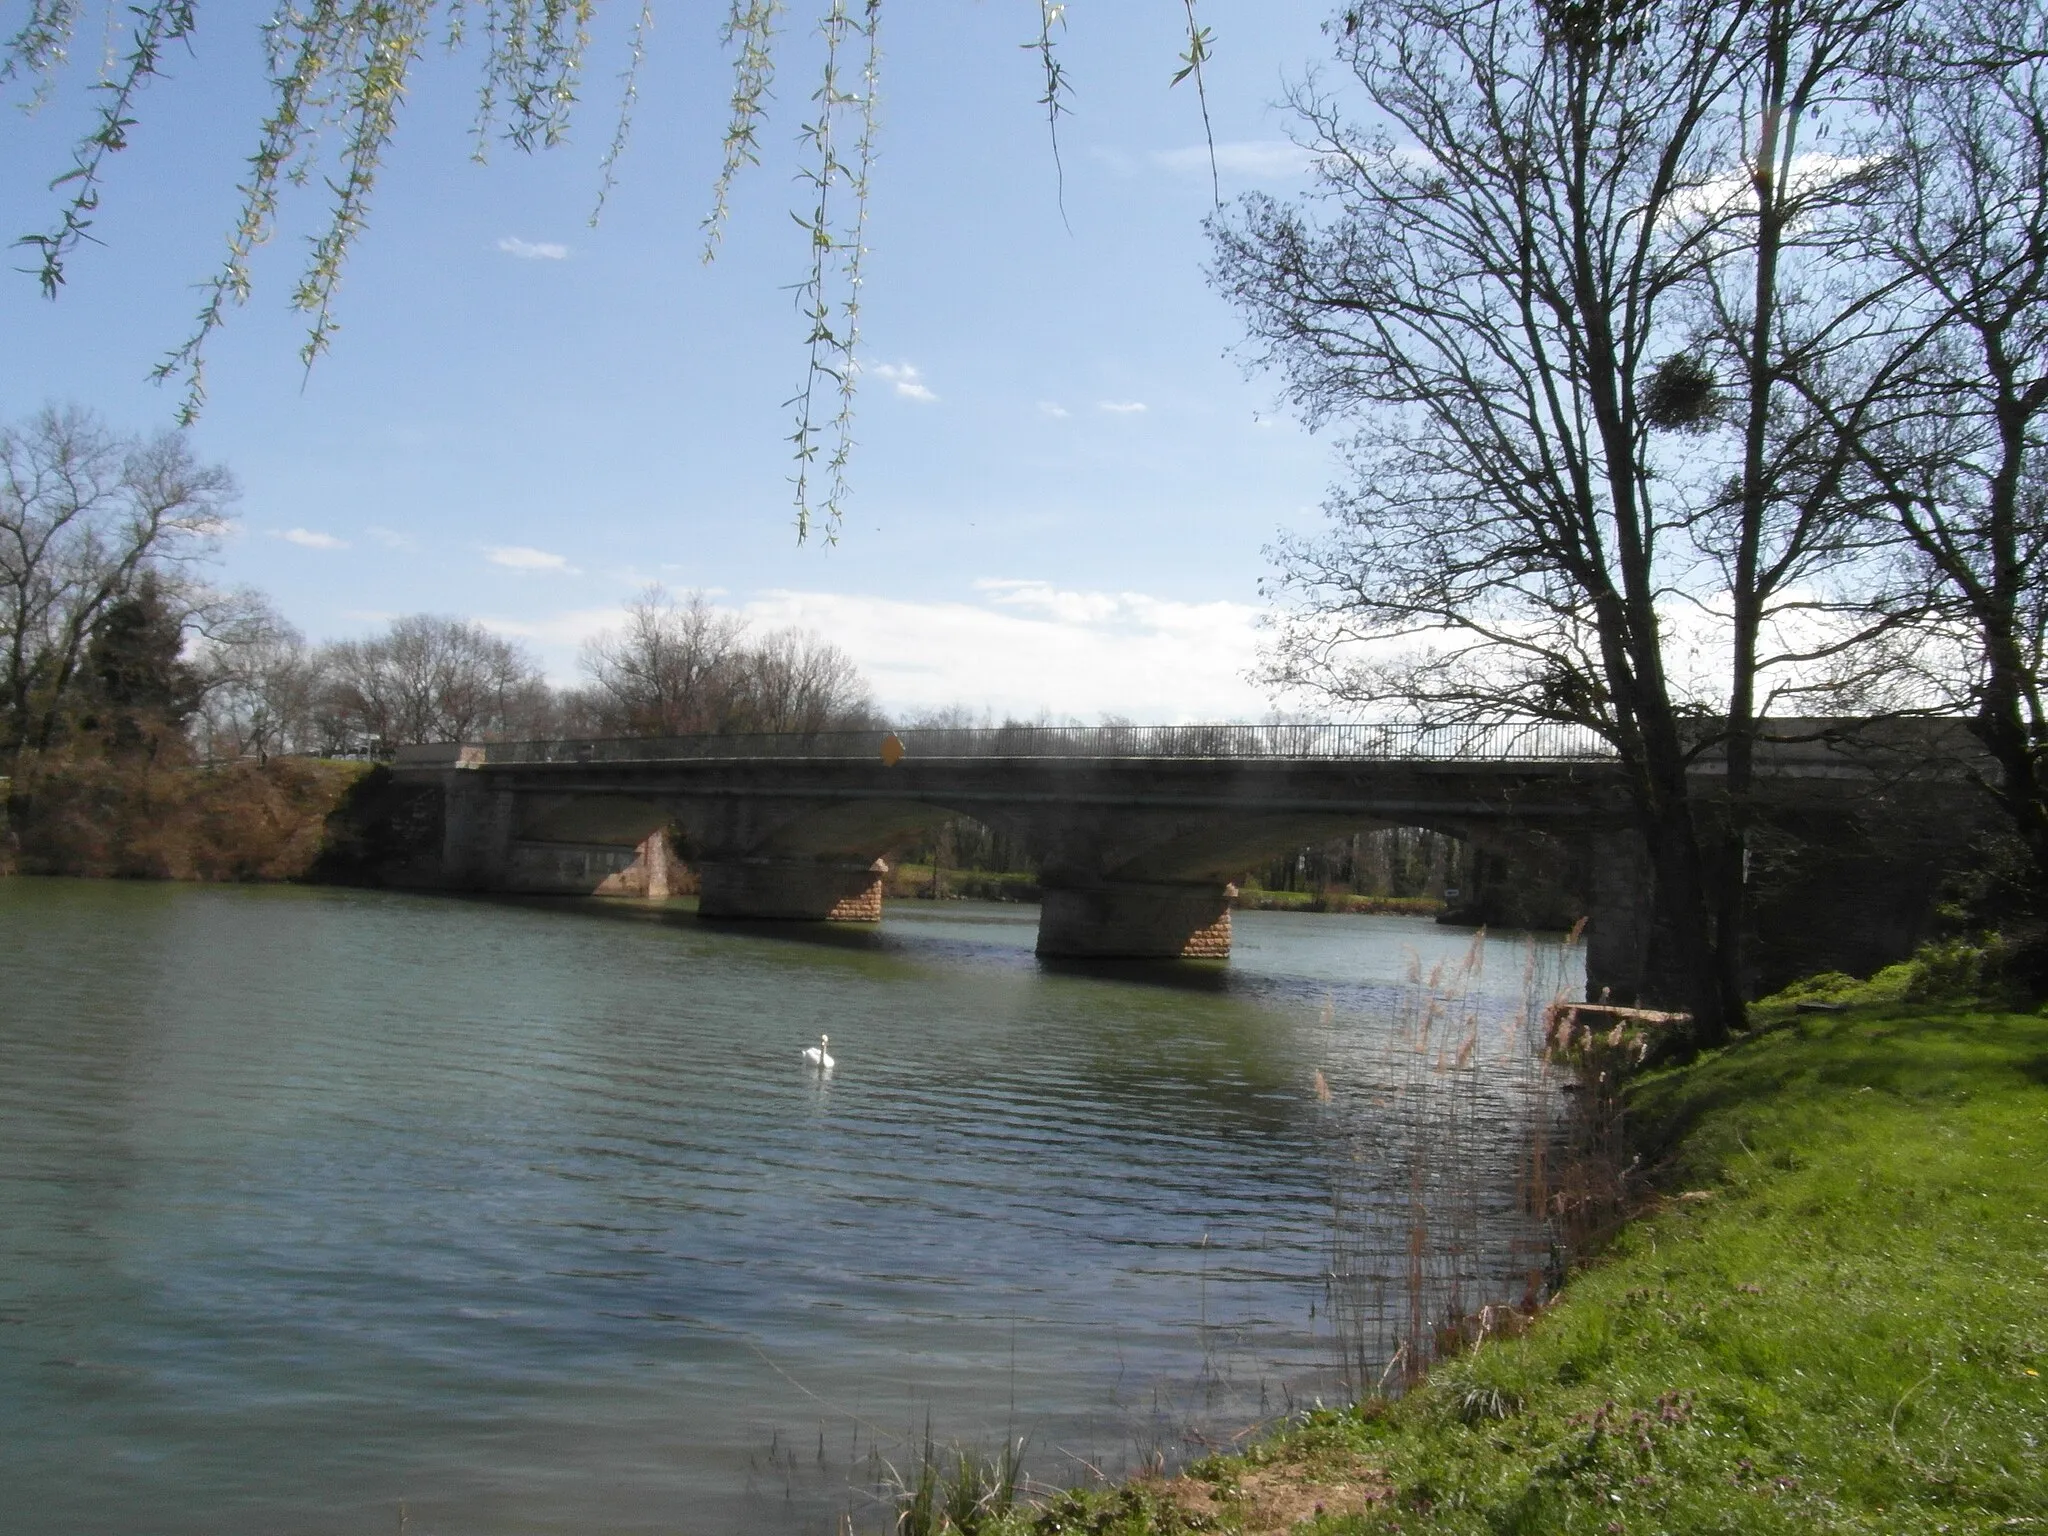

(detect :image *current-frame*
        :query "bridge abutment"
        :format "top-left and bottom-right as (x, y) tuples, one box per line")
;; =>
(696, 857), (888, 922)
(1585, 828), (1653, 1003)
(441, 774), (515, 889)
(1036, 881), (1234, 959)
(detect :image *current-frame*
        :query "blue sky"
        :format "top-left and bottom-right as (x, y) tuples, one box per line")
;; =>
(1, 1), (1346, 720)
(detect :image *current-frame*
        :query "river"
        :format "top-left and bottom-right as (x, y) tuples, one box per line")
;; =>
(0, 878), (1581, 1534)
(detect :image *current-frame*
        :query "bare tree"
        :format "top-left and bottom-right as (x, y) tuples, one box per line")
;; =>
(732, 626), (874, 732)
(1829, 0), (2048, 908)
(190, 595), (325, 762)
(579, 587), (750, 736)
(576, 587), (875, 737)
(0, 406), (236, 759)
(320, 615), (550, 749)
(1211, 0), (1906, 1039)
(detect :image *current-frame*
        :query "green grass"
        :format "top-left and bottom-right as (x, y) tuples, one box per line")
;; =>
(985, 999), (2048, 1534)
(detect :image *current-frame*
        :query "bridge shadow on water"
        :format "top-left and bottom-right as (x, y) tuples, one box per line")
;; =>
(455, 891), (1252, 994)
(1030, 954), (1235, 995)
(448, 894), (1573, 1048)
(464, 891), (892, 952)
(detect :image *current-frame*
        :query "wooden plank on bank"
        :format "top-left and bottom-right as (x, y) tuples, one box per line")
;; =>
(1546, 1001), (1693, 1030)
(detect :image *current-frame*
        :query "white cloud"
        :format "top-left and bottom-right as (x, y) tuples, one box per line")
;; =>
(486, 544), (579, 574)
(498, 236), (570, 260)
(975, 578), (1127, 625)
(1151, 139), (1316, 180)
(739, 582), (1273, 721)
(1669, 152), (1871, 229)
(484, 605), (632, 652)
(871, 361), (938, 403)
(277, 527), (349, 551)
(1088, 146), (1142, 177)
(1097, 400), (1148, 415)
(1038, 401), (1070, 419)
(367, 525), (418, 551)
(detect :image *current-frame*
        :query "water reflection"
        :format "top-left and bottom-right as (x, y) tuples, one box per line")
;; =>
(0, 879), (1578, 1535)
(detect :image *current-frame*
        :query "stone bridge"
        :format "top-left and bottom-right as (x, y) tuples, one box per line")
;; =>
(386, 721), (1984, 1002)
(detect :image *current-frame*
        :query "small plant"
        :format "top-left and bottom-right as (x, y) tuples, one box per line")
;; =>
(1027, 1484), (1213, 1535)
(892, 1434), (1026, 1536)
(1904, 937), (1996, 1002)
(1455, 1382), (1523, 1424)
(1775, 970), (1859, 1001)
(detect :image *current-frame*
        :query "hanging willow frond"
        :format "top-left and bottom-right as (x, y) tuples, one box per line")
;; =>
(1027, 1), (1070, 223)
(825, 0), (880, 535)
(510, 0), (594, 150)
(1173, 0), (1218, 205)
(465, 0), (592, 157)
(290, 0), (435, 373)
(12, 0), (1226, 537)
(589, 0), (653, 223)
(15, 0), (196, 298)
(467, 0), (509, 156)
(0, 0), (84, 99)
(786, 0), (877, 541)
(155, 0), (353, 421)
(703, 0), (783, 258)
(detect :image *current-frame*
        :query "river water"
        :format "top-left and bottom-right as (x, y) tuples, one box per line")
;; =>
(0, 878), (1580, 1535)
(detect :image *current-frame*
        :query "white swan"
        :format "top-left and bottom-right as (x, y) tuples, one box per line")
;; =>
(802, 1033), (835, 1069)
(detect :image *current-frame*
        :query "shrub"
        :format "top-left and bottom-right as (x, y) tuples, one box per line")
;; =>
(1903, 937), (1994, 1001)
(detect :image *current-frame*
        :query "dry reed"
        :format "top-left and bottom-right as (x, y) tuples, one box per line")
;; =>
(1318, 925), (1610, 1398)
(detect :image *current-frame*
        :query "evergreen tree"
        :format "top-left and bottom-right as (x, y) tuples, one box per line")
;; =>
(81, 574), (199, 754)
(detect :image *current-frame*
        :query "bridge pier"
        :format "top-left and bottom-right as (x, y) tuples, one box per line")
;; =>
(1036, 881), (1234, 959)
(441, 775), (515, 889)
(696, 857), (888, 923)
(1584, 828), (1653, 1003)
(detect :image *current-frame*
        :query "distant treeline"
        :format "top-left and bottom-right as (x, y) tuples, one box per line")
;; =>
(1247, 826), (1468, 901)
(0, 407), (875, 771)
(196, 588), (876, 761)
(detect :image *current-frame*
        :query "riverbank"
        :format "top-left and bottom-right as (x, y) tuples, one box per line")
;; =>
(884, 863), (1443, 917)
(982, 983), (2048, 1534)
(885, 863), (1041, 902)
(1, 756), (375, 880)
(1231, 889), (1442, 917)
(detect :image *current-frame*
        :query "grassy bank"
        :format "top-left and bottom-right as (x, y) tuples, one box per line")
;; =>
(968, 992), (2048, 1535)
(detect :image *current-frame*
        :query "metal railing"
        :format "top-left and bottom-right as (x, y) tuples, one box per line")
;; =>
(468, 720), (1616, 767)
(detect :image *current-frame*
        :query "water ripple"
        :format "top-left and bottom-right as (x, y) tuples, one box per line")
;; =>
(0, 879), (1577, 1535)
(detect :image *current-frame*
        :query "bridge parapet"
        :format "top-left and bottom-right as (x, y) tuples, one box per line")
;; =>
(473, 720), (1617, 767)
(441, 715), (1983, 775)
